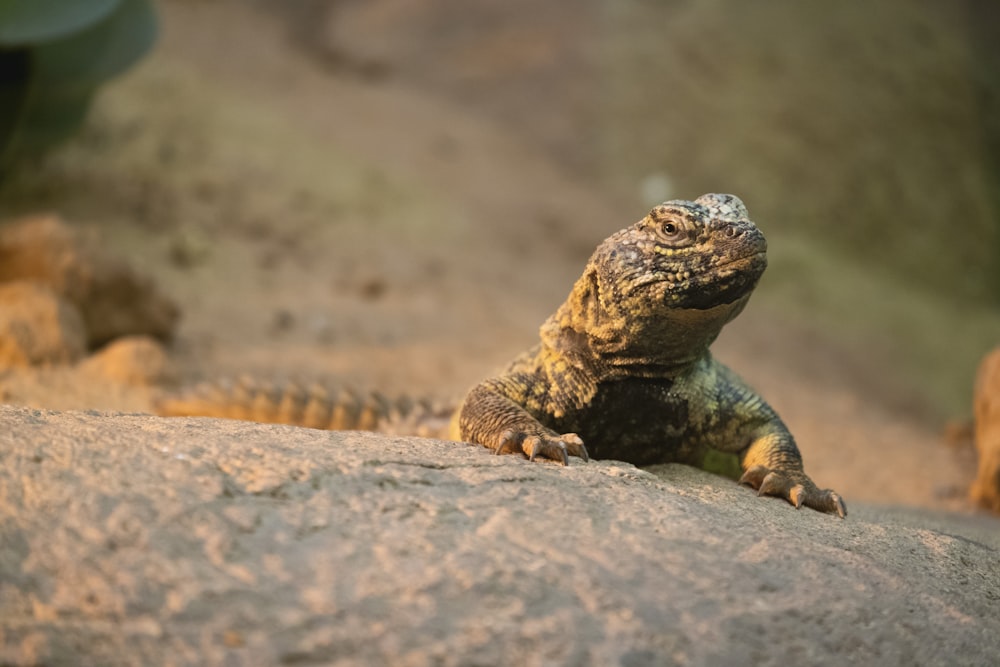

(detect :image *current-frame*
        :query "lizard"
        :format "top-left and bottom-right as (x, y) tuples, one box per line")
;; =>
(156, 193), (846, 517)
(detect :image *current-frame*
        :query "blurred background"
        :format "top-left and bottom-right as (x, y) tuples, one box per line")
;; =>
(1, 0), (998, 509)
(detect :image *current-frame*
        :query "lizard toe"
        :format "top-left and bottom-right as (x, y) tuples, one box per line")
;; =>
(757, 471), (798, 502)
(560, 433), (589, 462)
(493, 430), (524, 457)
(738, 464), (770, 490)
(740, 465), (847, 518)
(493, 432), (588, 466)
(793, 483), (847, 518)
(522, 435), (566, 465)
(813, 490), (847, 518)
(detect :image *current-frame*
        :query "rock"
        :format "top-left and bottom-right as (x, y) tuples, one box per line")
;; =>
(0, 214), (180, 347)
(972, 346), (1000, 512)
(0, 405), (997, 666)
(78, 335), (176, 386)
(0, 282), (86, 367)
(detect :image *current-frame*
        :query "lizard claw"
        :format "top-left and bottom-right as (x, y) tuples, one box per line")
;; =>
(494, 430), (589, 465)
(525, 435), (568, 465)
(739, 465), (846, 518)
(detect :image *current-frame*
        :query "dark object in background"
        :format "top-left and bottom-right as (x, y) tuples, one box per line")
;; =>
(0, 0), (158, 170)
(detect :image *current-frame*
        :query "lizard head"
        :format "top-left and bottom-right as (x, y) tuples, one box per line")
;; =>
(608, 192), (768, 311)
(542, 193), (768, 369)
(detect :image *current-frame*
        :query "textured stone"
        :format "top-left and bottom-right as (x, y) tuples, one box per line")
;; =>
(0, 214), (180, 347)
(0, 405), (997, 666)
(0, 282), (86, 367)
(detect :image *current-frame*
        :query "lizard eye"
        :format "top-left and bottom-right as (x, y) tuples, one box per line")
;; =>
(659, 220), (685, 241)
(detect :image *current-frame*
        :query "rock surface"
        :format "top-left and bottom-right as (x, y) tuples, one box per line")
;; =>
(1, 405), (998, 666)
(972, 346), (1000, 511)
(0, 215), (180, 347)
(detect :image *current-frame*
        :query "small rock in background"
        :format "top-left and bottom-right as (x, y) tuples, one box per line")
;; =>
(168, 225), (212, 268)
(0, 213), (181, 348)
(972, 346), (1000, 512)
(0, 281), (87, 367)
(269, 308), (295, 335)
(357, 277), (387, 301)
(79, 335), (176, 386)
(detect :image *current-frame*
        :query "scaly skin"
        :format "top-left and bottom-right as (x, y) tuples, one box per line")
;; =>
(452, 193), (845, 516)
(156, 193), (845, 517)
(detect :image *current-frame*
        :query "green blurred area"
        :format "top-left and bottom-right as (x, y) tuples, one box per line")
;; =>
(592, 0), (1000, 417)
(0, 0), (157, 167)
(599, 1), (1000, 309)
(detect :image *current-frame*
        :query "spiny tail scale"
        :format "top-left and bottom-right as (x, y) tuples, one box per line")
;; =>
(154, 377), (455, 439)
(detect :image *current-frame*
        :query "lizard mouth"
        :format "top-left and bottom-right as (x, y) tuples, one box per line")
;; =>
(714, 250), (767, 271)
(704, 250), (768, 281)
(626, 251), (767, 306)
(680, 250), (768, 309)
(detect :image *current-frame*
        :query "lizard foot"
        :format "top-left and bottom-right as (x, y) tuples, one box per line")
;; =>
(494, 430), (589, 466)
(739, 465), (847, 518)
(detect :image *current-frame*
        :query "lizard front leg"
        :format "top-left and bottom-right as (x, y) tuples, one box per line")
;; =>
(698, 361), (847, 517)
(455, 380), (589, 465)
(737, 424), (847, 518)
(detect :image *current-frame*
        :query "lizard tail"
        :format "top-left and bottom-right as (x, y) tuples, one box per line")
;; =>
(153, 376), (455, 438)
